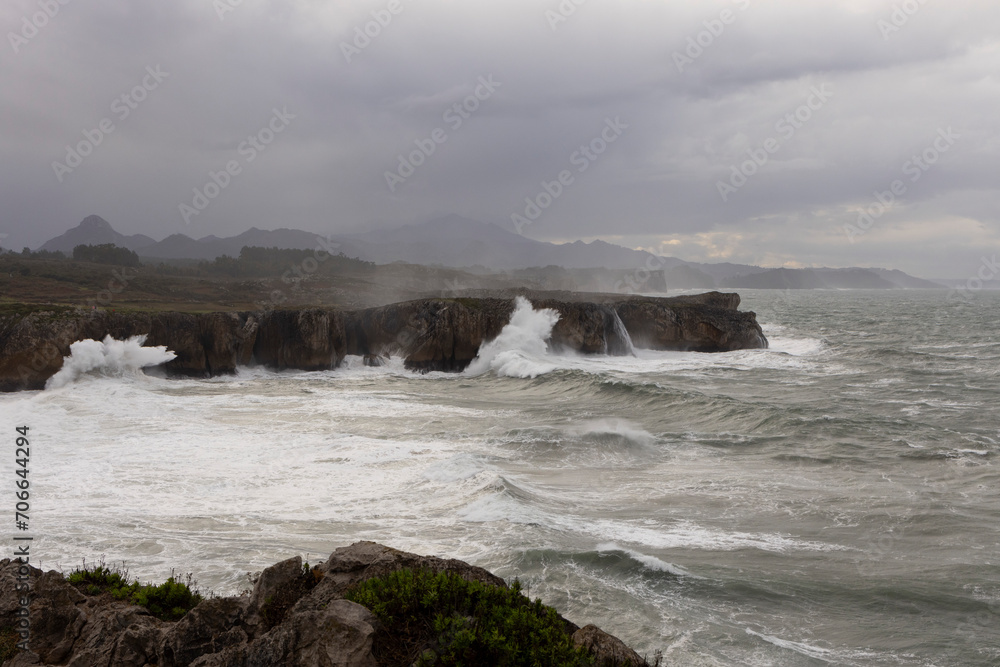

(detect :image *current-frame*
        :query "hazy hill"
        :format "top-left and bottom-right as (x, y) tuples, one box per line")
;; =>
(39, 215), (156, 253)
(722, 267), (900, 289)
(868, 268), (944, 289)
(138, 227), (329, 260)
(664, 265), (717, 289)
(337, 215), (685, 271)
(35, 215), (945, 290)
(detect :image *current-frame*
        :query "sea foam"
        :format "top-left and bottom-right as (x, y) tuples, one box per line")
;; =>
(45, 335), (177, 389)
(466, 297), (560, 378)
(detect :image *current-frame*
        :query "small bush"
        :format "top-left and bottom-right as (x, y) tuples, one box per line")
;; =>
(345, 568), (594, 667)
(67, 559), (202, 621)
(0, 626), (21, 662)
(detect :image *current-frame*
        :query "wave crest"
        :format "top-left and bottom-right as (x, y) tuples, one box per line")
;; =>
(45, 335), (177, 389)
(466, 297), (560, 378)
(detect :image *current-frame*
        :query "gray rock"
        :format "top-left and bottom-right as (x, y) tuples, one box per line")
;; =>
(0, 291), (766, 389)
(245, 601), (376, 667)
(0, 543), (651, 666)
(159, 598), (248, 667)
(311, 541), (506, 606)
(573, 624), (648, 666)
(244, 556), (309, 639)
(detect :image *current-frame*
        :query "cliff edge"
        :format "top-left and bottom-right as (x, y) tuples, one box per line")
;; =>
(0, 542), (653, 666)
(0, 292), (767, 391)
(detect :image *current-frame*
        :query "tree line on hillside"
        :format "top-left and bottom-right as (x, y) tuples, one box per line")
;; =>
(0, 244), (374, 277)
(0, 244), (140, 266)
(197, 246), (376, 278)
(73, 244), (141, 266)
(0, 247), (67, 260)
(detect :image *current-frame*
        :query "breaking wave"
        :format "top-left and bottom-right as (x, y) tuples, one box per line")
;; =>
(465, 297), (560, 378)
(45, 335), (177, 389)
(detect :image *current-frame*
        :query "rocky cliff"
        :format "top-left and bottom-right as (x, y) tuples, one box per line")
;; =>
(0, 292), (766, 391)
(0, 542), (650, 666)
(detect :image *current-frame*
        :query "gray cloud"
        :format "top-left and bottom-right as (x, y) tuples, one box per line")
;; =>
(1, 0), (997, 277)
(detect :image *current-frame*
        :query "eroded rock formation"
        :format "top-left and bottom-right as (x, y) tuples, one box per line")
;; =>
(0, 542), (649, 667)
(0, 292), (766, 391)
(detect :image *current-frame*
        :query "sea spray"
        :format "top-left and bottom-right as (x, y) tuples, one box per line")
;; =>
(5, 291), (997, 665)
(45, 335), (177, 389)
(607, 308), (636, 356)
(466, 297), (560, 378)
(568, 418), (655, 447)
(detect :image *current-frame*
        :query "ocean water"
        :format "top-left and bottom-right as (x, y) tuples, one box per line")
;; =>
(2, 290), (998, 665)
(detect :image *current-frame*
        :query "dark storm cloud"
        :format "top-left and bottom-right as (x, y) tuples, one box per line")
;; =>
(1, 0), (997, 276)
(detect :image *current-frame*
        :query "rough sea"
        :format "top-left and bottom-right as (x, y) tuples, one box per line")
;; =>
(2, 290), (998, 665)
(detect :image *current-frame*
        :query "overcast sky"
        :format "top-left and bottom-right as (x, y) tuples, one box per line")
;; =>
(1, 0), (997, 278)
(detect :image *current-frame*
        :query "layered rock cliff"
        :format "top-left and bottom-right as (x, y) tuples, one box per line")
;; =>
(0, 292), (766, 391)
(0, 542), (650, 666)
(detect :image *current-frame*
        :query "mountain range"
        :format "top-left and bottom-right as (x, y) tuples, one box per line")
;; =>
(36, 215), (944, 290)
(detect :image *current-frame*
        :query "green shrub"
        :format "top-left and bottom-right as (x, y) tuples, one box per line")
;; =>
(345, 568), (594, 667)
(0, 626), (21, 662)
(67, 559), (202, 621)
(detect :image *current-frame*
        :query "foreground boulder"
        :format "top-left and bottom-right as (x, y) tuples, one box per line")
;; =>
(0, 291), (766, 390)
(0, 542), (651, 666)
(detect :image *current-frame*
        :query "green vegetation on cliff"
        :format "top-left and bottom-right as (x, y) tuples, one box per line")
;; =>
(0, 626), (19, 662)
(346, 568), (594, 666)
(67, 560), (202, 621)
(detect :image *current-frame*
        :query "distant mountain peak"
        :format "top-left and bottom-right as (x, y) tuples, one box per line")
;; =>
(419, 215), (498, 232)
(79, 214), (113, 231)
(39, 215), (155, 253)
(34, 214), (941, 289)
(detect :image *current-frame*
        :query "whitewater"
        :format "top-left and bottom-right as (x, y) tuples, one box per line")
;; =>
(1, 290), (998, 665)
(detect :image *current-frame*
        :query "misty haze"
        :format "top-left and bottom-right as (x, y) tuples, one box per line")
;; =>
(0, 1), (998, 665)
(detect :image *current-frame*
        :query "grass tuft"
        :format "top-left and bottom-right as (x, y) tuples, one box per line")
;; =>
(66, 557), (203, 622)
